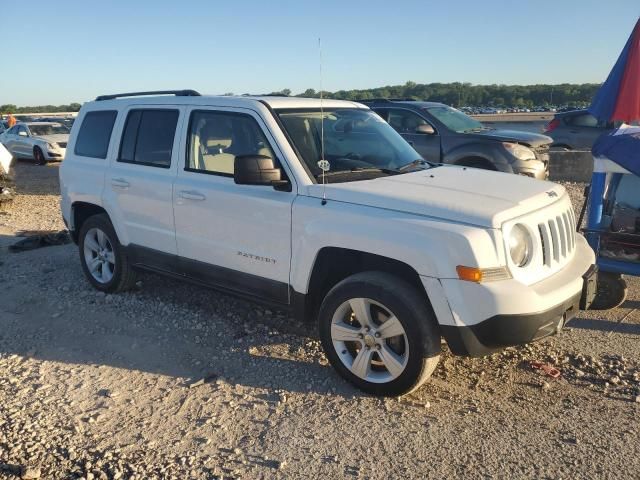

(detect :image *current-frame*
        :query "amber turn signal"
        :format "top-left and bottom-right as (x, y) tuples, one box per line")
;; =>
(456, 266), (483, 282)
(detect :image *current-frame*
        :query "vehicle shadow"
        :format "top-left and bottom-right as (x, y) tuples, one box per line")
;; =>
(0, 260), (359, 398)
(566, 316), (640, 336)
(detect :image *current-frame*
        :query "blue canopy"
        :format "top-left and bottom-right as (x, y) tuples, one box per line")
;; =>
(589, 18), (640, 123)
(592, 128), (640, 176)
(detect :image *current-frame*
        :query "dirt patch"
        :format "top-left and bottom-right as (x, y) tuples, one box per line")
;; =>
(0, 161), (639, 479)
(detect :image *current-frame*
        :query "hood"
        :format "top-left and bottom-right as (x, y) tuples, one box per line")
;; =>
(306, 166), (566, 228)
(34, 133), (69, 144)
(467, 129), (552, 147)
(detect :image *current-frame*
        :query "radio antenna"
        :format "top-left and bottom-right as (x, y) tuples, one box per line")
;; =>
(319, 37), (327, 205)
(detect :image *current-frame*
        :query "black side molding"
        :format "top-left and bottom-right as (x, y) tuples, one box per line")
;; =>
(124, 244), (289, 305)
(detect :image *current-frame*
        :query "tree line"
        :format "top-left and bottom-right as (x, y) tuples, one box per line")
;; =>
(0, 103), (82, 114)
(1, 82), (602, 113)
(272, 82), (601, 107)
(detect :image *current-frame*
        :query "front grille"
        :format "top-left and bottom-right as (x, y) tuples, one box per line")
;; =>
(537, 207), (576, 267)
(57, 142), (67, 148)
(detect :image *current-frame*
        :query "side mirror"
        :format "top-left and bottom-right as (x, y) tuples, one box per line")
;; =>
(234, 155), (290, 190)
(18, 131), (28, 137)
(415, 124), (435, 135)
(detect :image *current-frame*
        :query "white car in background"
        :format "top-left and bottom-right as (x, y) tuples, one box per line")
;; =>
(0, 122), (69, 164)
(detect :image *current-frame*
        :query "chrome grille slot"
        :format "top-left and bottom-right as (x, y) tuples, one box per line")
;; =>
(556, 216), (567, 257)
(562, 212), (573, 249)
(548, 219), (560, 262)
(538, 224), (550, 266)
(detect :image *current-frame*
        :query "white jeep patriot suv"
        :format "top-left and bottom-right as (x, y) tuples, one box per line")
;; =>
(60, 90), (596, 396)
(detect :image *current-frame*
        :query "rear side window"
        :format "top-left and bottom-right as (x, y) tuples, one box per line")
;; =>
(567, 113), (600, 128)
(118, 109), (179, 168)
(74, 111), (118, 158)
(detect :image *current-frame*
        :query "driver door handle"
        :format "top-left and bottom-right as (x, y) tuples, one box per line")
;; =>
(179, 190), (206, 201)
(111, 178), (130, 189)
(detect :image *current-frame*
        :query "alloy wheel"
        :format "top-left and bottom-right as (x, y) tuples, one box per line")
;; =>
(330, 297), (409, 383)
(83, 227), (116, 283)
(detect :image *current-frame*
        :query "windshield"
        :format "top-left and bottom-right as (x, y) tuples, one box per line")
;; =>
(29, 124), (69, 136)
(426, 106), (484, 133)
(277, 108), (424, 182)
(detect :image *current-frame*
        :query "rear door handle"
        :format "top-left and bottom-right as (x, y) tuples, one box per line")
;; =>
(111, 178), (130, 189)
(179, 190), (206, 201)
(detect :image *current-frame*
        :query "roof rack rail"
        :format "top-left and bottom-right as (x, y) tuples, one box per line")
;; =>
(356, 97), (419, 103)
(95, 90), (201, 101)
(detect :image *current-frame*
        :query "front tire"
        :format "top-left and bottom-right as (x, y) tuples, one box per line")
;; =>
(33, 146), (46, 165)
(318, 272), (441, 396)
(78, 214), (137, 293)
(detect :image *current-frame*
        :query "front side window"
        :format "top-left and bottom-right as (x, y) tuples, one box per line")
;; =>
(277, 108), (425, 183)
(426, 106), (484, 133)
(385, 109), (430, 134)
(74, 110), (118, 159)
(29, 124), (70, 136)
(118, 109), (179, 168)
(186, 110), (275, 176)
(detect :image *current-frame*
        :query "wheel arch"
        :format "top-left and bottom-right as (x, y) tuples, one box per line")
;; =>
(70, 202), (109, 243)
(294, 247), (430, 324)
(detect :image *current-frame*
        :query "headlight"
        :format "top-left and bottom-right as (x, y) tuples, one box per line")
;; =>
(47, 142), (58, 150)
(503, 142), (535, 161)
(508, 224), (533, 267)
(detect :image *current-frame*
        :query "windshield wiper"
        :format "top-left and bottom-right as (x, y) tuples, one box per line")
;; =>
(316, 167), (399, 179)
(397, 159), (433, 172)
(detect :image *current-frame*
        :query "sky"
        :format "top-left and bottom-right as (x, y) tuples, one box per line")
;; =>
(0, 0), (638, 106)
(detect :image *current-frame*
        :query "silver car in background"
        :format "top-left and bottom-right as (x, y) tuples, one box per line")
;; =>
(0, 122), (69, 164)
(544, 109), (617, 150)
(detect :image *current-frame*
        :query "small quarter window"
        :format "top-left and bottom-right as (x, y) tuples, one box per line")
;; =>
(118, 109), (179, 168)
(74, 111), (118, 159)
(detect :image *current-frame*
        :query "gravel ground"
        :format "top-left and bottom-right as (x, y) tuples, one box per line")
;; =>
(1, 162), (639, 479)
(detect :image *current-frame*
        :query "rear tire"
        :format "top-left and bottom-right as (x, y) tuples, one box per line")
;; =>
(78, 214), (137, 293)
(318, 271), (441, 396)
(33, 146), (46, 165)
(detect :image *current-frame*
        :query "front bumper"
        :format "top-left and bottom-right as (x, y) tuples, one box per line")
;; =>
(440, 291), (580, 356)
(422, 235), (595, 356)
(45, 147), (66, 161)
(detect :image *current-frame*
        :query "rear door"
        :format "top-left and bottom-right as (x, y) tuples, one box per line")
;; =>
(103, 105), (184, 256)
(375, 107), (441, 162)
(172, 106), (295, 303)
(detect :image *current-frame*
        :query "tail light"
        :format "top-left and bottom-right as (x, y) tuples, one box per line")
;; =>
(545, 118), (560, 133)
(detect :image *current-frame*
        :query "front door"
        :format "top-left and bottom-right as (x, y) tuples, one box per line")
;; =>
(375, 108), (441, 162)
(172, 106), (295, 303)
(14, 125), (31, 157)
